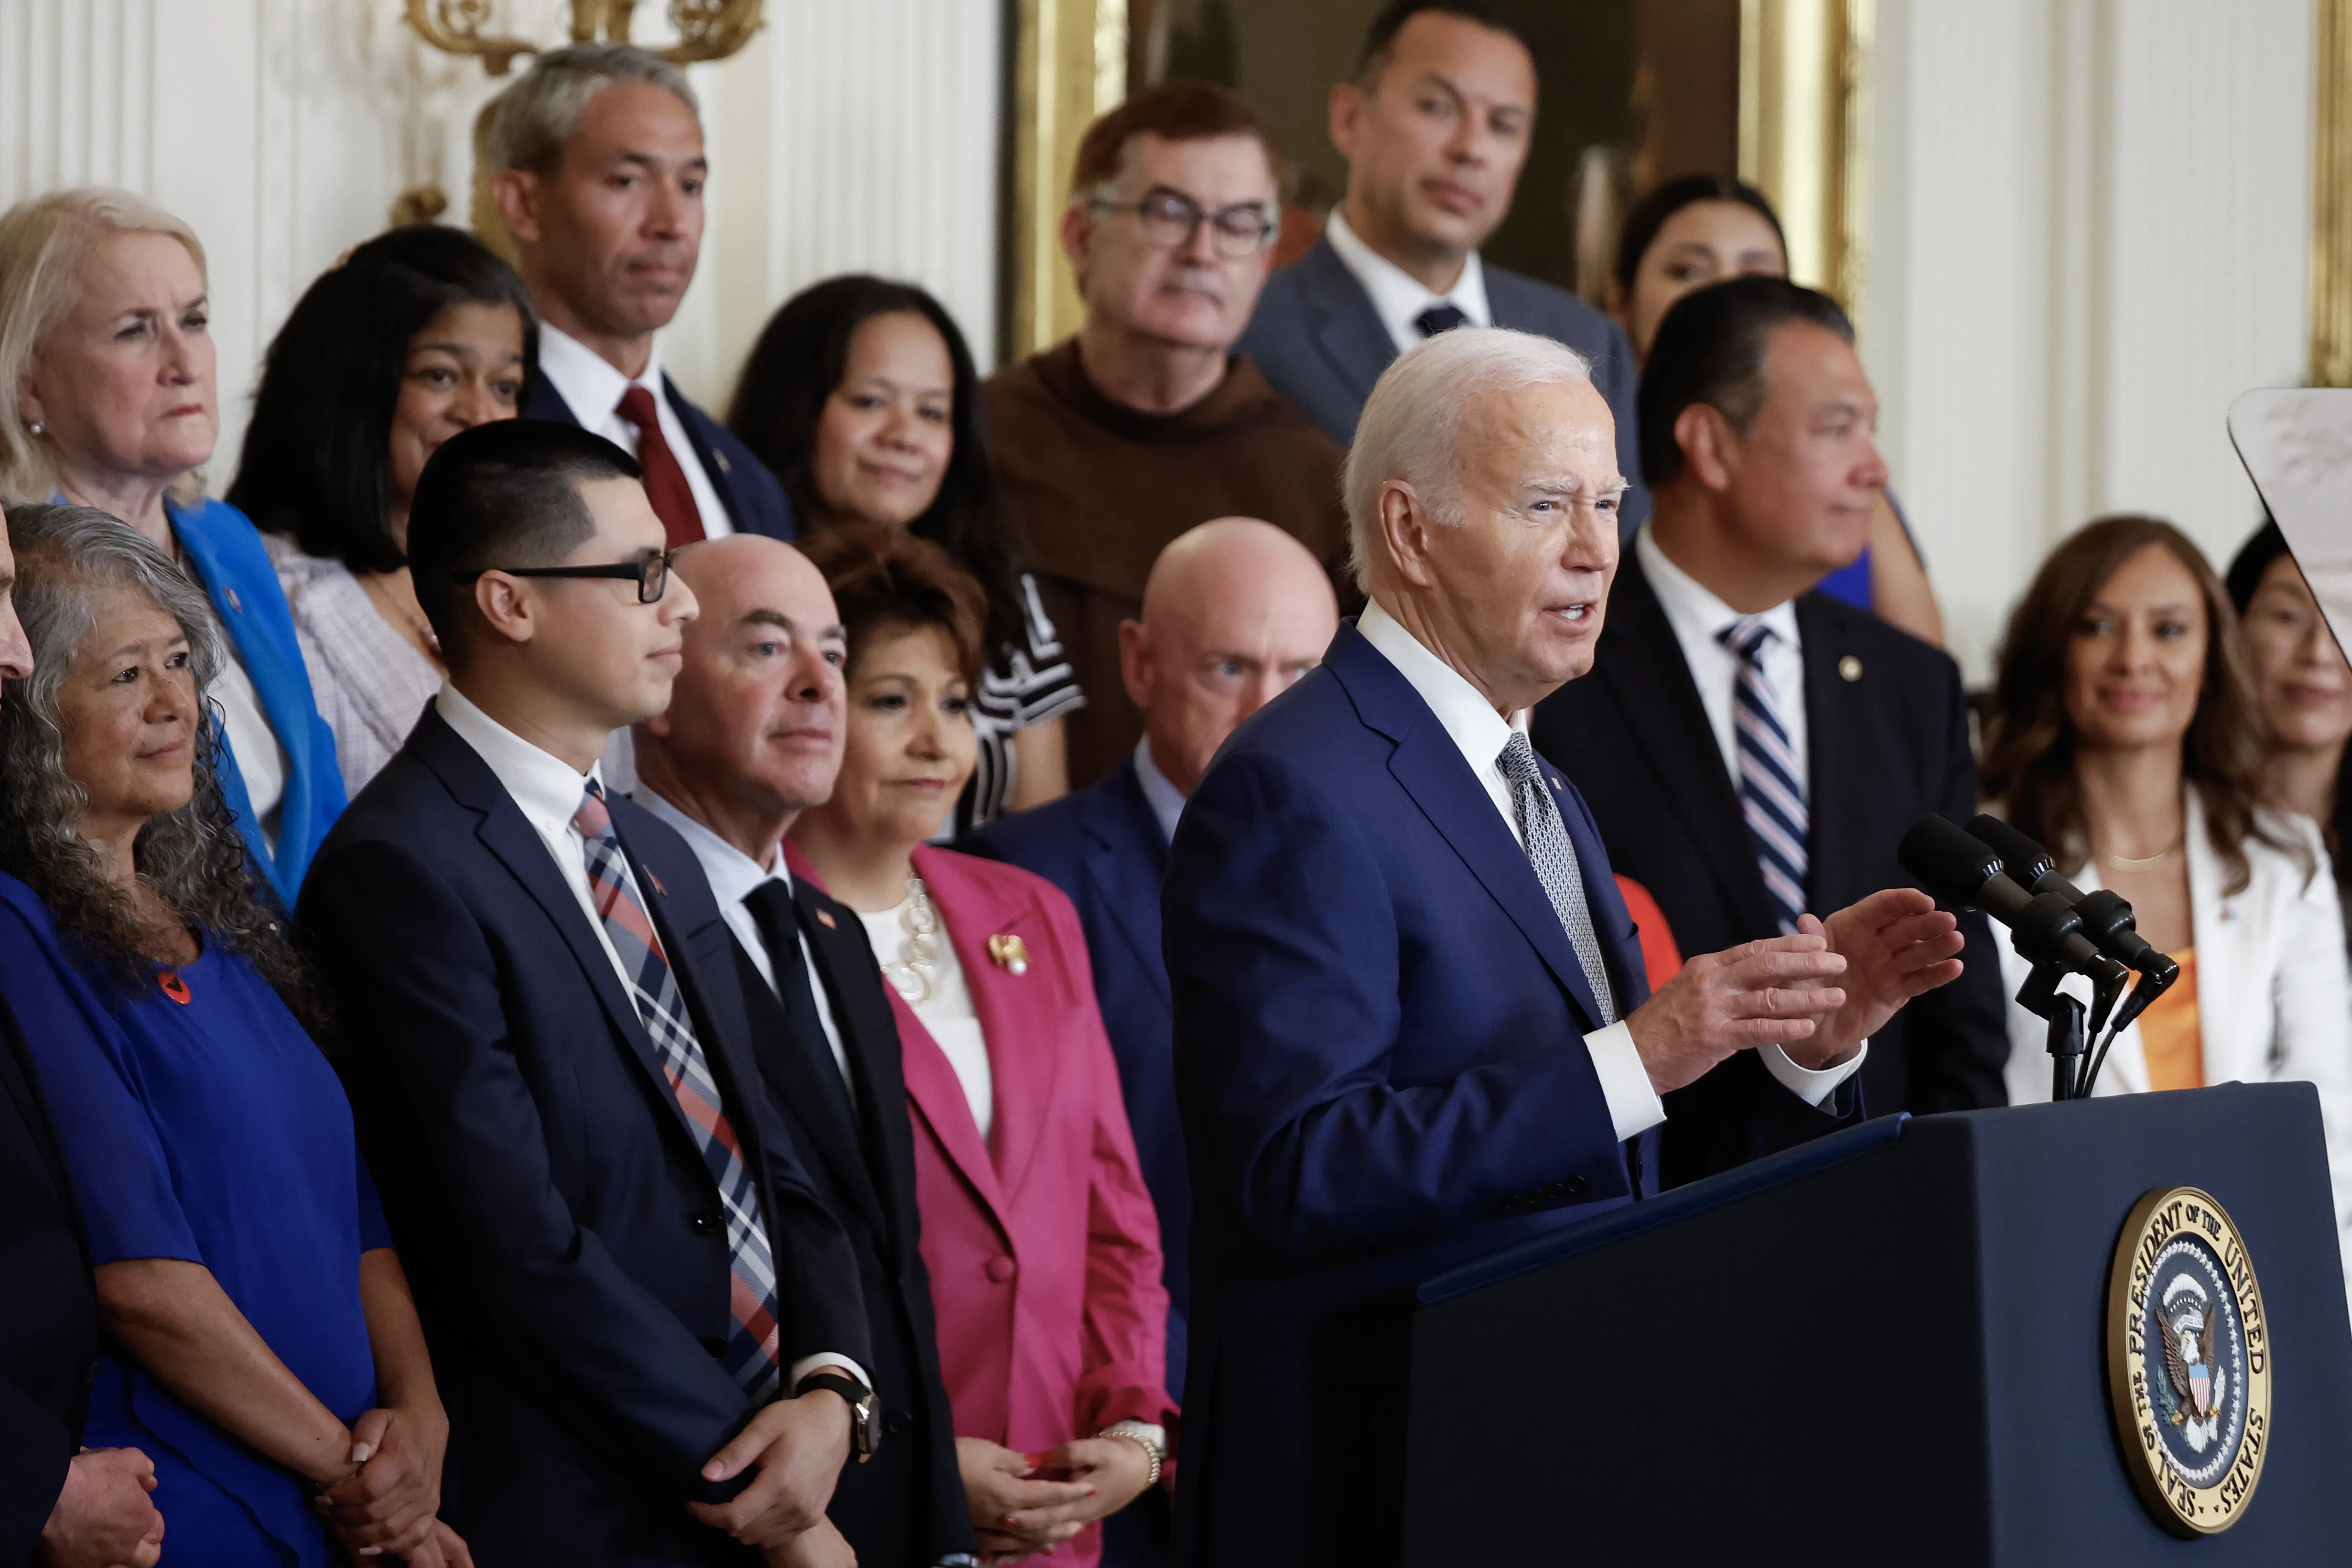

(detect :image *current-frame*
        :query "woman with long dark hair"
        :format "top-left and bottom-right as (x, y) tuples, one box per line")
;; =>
(0, 504), (467, 1567)
(730, 275), (1079, 832)
(1609, 173), (1942, 645)
(1981, 518), (2352, 1226)
(2226, 519), (2352, 936)
(229, 224), (534, 795)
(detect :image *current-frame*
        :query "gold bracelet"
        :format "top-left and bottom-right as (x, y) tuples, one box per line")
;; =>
(1096, 1425), (1163, 1490)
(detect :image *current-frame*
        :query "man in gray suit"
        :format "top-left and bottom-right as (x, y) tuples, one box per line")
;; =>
(1236, 0), (1649, 533)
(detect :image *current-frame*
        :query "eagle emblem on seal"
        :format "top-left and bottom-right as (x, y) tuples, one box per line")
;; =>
(2158, 1276), (2226, 1451)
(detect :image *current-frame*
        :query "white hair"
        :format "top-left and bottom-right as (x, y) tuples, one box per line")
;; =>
(486, 43), (701, 177)
(1342, 326), (1593, 593)
(0, 189), (209, 507)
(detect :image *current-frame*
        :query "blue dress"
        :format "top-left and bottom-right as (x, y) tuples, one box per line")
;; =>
(0, 873), (388, 1568)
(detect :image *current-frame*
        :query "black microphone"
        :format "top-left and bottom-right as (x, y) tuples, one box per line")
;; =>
(1964, 814), (2181, 989)
(1898, 815), (2113, 976)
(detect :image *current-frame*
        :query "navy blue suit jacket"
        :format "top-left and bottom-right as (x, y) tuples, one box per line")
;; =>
(963, 755), (1189, 1395)
(297, 708), (865, 1567)
(1236, 236), (1650, 534)
(526, 375), (795, 541)
(0, 995), (97, 1568)
(1161, 623), (1856, 1567)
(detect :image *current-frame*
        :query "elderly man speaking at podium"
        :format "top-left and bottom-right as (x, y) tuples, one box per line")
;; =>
(1162, 327), (1969, 1567)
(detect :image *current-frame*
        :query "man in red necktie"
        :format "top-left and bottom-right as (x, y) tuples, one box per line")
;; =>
(488, 43), (798, 546)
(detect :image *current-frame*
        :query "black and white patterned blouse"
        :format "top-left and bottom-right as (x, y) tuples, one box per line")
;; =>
(954, 571), (1084, 837)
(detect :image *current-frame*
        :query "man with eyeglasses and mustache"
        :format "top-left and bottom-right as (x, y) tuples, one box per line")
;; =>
(985, 82), (1352, 792)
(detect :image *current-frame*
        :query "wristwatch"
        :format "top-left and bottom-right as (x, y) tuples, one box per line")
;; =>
(795, 1369), (880, 1462)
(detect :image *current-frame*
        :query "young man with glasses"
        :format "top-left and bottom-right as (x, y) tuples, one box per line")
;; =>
(984, 81), (1352, 791)
(299, 420), (877, 1568)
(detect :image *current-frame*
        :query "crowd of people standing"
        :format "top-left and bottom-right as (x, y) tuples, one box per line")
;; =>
(4, 4), (2351, 1568)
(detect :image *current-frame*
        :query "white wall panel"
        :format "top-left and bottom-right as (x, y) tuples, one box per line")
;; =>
(0, 0), (1002, 484)
(1870, 0), (2314, 682)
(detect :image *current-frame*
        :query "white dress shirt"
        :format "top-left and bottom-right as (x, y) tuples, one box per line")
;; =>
(211, 651), (287, 849)
(1132, 736), (1187, 845)
(1626, 527), (1868, 1105)
(535, 323), (732, 539)
(1324, 206), (1493, 355)
(433, 683), (864, 1391)
(1356, 600), (1663, 1139)
(630, 787), (852, 1094)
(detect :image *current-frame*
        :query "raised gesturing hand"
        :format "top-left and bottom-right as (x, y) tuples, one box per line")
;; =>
(1624, 931), (1848, 1094)
(1783, 888), (1966, 1070)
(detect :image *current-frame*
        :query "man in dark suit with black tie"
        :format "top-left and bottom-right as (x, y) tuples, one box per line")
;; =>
(299, 422), (869, 1568)
(489, 43), (793, 544)
(631, 533), (981, 1568)
(1235, 1), (1647, 531)
(1161, 325), (1970, 1567)
(965, 516), (1337, 1567)
(1532, 277), (2010, 1142)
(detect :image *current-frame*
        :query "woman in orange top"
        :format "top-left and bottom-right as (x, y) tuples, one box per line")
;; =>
(1979, 518), (2352, 1290)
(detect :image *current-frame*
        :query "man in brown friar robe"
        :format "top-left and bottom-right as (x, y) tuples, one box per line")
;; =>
(986, 81), (1350, 791)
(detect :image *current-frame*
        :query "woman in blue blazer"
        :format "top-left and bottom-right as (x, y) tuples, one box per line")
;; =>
(0, 188), (345, 902)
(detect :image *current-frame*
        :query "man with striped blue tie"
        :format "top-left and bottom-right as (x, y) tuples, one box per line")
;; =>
(1533, 274), (2012, 1171)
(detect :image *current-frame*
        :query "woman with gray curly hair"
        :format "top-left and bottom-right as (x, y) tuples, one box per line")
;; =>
(0, 504), (470, 1568)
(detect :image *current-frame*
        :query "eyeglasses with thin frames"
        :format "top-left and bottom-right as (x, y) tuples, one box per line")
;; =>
(1088, 185), (1278, 259)
(455, 549), (678, 605)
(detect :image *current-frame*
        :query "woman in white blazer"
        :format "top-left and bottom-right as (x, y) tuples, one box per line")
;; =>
(1982, 516), (2352, 1315)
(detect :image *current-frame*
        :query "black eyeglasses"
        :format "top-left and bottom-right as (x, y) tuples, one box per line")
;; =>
(1089, 187), (1277, 258)
(456, 550), (677, 604)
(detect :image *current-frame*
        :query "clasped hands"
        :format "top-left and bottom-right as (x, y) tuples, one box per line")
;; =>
(1626, 887), (1965, 1095)
(309, 1405), (470, 1566)
(687, 1386), (856, 1568)
(959, 1433), (1158, 1565)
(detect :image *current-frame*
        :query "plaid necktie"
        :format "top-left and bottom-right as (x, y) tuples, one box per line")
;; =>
(1498, 731), (1616, 1025)
(1718, 617), (1810, 935)
(573, 780), (781, 1400)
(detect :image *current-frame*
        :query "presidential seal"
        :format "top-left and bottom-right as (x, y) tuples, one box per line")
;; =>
(2105, 1187), (2272, 1536)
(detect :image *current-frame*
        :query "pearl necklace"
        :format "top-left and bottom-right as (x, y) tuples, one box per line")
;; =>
(878, 875), (941, 1004)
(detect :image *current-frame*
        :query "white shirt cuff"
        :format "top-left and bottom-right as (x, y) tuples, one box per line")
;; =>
(1583, 1021), (1667, 1140)
(787, 1353), (872, 1398)
(1759, 1039), (1869, 1107)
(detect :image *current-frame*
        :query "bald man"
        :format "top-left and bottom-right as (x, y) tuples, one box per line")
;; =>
(632, 536), (978, 1568)
(968, 518), (1340, 1432)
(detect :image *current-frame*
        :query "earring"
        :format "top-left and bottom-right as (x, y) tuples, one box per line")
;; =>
(25, 420), (41, 437)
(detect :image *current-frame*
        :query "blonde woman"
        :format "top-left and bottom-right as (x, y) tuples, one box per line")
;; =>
(0, 189), (344, 900)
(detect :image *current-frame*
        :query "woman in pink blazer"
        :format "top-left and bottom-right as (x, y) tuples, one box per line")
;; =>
(790, 525), (1174, 1566)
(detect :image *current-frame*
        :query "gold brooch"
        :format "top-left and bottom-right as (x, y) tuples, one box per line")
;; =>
(1838, 655), (1864, 682)
(987, 934), (1030, 976)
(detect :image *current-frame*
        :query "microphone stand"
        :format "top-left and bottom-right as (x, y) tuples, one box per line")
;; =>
(2014, 962), (2089, 1102)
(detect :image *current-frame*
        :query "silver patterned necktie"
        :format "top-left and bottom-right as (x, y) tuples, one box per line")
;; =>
(1498, 731), (1617, 1024)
